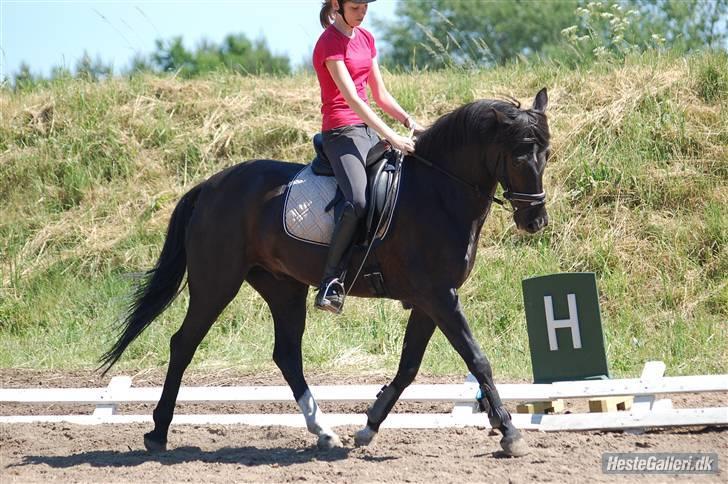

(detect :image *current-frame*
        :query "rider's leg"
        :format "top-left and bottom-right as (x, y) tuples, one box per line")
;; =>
(315, 125), (373, 313)
(315, 201), (360, 313)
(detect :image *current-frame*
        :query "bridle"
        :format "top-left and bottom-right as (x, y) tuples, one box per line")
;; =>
(495, 144), (547, 212)
(406, 144), (546, 213)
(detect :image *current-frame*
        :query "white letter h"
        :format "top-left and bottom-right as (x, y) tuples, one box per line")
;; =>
(544, 294), (582, 351)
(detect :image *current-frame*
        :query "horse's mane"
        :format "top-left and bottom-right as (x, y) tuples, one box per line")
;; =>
(415, 99), (549, 158)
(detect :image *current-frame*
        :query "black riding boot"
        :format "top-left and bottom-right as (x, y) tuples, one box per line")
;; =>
(315, 202), (360, 314)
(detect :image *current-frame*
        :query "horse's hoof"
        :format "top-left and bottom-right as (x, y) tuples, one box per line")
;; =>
(317, 433), (342, 450)
(143, 433), (167, 452)
(500, 436), (530, 457)
(354, 427), (377, 447)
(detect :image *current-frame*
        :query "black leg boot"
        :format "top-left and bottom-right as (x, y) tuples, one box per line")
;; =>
(315, 202), (360, 314)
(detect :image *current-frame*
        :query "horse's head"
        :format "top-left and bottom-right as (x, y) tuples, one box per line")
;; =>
(414, 88), (551, 233)
(491, 88), (551, 233)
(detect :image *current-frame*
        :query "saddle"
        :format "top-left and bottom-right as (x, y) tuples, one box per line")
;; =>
(310, 133), (401, 244)
(283, 134), (404, 296)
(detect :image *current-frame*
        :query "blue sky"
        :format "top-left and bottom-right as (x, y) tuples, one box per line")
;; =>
(1, 0), (398, 80)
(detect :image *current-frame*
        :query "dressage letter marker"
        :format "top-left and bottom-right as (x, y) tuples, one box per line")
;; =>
(543, 294), (582, 351)
(522, 273), (609, 383)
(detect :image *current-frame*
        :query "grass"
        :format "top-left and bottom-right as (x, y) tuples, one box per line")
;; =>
(0, 50), (726, 380)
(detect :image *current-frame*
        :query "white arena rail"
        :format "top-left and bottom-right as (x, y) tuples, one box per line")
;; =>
(1, 361), (726, 432)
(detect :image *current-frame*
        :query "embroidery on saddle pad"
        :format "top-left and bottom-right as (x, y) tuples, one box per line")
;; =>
(283, 165), (337, 246)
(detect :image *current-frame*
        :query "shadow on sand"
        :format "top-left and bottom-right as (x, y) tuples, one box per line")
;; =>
(15, 444), (398, 469)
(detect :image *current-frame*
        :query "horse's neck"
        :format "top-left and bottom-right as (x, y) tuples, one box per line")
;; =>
(414, 145), (496, 222)
(397, 152), (496, 286)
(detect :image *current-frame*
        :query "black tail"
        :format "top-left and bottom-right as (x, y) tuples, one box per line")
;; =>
(99, 184), (203, 375)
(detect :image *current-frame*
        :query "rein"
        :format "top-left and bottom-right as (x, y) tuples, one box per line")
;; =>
(407, 152), (484, 196)
(406, 151), (546, 212)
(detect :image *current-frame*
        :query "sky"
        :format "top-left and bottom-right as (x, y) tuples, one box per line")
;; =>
(0, 0), (398, 80)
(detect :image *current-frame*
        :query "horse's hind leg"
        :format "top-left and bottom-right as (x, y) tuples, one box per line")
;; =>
(354, 307), (436, 446)
(144, 252), (248, 451)
(246, 268), (342, 450)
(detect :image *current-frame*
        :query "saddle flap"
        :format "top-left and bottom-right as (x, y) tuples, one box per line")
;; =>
(366, 158), (391, 232)
(365, 140), (390, 167)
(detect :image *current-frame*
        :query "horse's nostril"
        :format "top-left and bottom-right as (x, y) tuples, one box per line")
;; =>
(527, 218), (546, 232)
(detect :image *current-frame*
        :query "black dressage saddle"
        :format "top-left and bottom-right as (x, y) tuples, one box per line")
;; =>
(310, 133), (401, 245)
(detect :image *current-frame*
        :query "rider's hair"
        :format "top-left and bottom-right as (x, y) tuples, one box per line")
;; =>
(320, 0), (350, 29)
(320, 1), (333, 29)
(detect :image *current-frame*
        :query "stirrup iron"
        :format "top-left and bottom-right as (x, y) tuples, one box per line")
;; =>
(315, 278), (346, 314)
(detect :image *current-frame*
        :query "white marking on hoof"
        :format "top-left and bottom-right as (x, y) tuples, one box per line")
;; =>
(501, 436), (530, 457)
(297, 389), (340, 447)
(354, 426), (377, 447)
(317, 432), (343, 450)
(297, 389), (326, 433)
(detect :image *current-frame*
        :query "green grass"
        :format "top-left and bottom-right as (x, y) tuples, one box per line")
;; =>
(0, 50), (726, 379)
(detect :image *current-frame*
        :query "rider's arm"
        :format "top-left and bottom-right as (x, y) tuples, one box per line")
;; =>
(369, 57), (411, 129)
(325, 59), (412, 152)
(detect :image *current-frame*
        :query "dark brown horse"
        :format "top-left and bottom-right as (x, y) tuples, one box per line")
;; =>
(101, 88), (551, 457)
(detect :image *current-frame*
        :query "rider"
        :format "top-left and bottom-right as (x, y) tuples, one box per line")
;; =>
(313, 0), (423, 314)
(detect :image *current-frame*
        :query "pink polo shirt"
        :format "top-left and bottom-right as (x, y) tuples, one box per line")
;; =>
(313, 25), (377, 132)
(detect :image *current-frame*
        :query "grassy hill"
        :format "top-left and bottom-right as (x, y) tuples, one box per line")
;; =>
(0, 51), (726, 378)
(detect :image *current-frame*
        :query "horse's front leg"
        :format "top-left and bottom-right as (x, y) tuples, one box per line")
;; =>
(424, 288), (529, 457)
(355, 307), (436, 446)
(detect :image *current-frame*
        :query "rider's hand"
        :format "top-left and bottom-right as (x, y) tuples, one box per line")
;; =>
(388, 134), (415, 154)
(410, 120), (426, 137)
(404, 116), (426, 138)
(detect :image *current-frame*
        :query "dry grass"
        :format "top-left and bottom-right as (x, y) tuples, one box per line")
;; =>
(0, 50), (725, 377)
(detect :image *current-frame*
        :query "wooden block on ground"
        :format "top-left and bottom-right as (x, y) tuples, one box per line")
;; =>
(516, 399), (565, 414)
(588, 396), (634, 413)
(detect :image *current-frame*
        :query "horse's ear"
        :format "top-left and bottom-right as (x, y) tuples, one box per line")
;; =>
(532, 88), (548, 112)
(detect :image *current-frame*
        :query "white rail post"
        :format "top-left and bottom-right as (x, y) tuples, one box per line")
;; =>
(451, 374), (480, 419)
(626, 361), (671, 434)
(92, 376), (132, 417)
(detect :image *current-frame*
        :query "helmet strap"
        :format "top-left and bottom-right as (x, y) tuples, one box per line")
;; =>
(337, 3), (353, 27)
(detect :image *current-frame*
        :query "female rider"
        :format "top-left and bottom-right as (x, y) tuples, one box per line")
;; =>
(313, 0), (423, 314)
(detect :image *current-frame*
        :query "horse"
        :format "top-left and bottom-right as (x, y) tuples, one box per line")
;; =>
(100, 88), (551, 458)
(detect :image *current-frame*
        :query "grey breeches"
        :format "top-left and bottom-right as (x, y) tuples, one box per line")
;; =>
(322, 124), (380, 219)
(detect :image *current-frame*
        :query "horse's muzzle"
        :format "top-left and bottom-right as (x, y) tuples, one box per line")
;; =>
(524, 215), (548, 233)
(515, 206), (548, 234)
